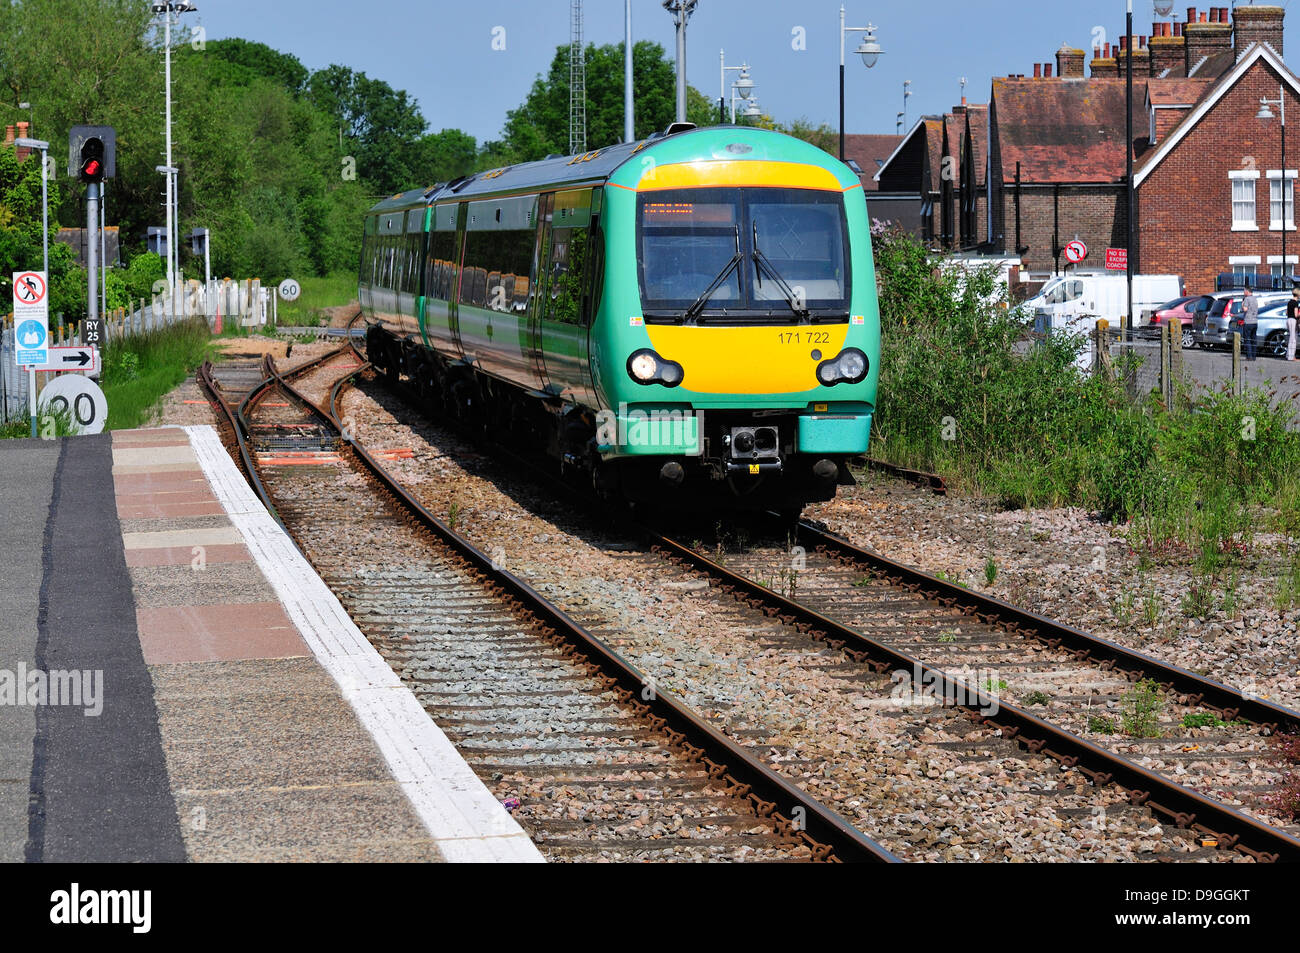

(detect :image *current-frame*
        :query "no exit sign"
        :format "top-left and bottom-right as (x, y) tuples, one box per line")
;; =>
(1105, 247), (1129, 271)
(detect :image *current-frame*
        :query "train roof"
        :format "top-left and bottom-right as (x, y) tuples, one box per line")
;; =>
(364, 124), (860, 218)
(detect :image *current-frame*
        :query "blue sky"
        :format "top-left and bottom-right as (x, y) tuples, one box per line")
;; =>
(196, 1), (1276, 143)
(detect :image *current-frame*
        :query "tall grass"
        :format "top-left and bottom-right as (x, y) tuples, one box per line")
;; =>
(872, 231), (1300, 548)
(274, 272), (358, 327)
(100, 318), (214, 430)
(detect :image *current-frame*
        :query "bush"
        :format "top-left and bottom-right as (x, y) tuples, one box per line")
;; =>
(871, 231), (1300, 535)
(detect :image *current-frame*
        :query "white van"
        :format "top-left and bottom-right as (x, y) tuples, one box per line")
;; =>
(1025, 274), (1184, 332)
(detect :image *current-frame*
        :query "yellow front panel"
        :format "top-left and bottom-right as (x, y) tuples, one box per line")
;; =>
(637, 160), (846, 193)
(645, 324), (849, 394)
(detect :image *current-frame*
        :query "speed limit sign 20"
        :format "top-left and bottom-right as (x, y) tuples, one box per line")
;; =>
(38, 374), (108, 435)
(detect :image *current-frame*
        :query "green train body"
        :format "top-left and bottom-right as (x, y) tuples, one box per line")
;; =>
(359, 124), (880, 511)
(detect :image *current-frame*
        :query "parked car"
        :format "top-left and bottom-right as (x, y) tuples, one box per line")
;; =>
(1196, 292), (1290, 351)
(1150, 295), (1205, 348)
(1190, 291), (1246, 348)
(1230, 300), (1294, 359)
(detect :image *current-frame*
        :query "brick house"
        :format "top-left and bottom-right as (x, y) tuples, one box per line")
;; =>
(873, 116), (949, 243)
(1135, 41), (1299, 292)
(960, 104), (989, 247)
(842, 133), (904, 189)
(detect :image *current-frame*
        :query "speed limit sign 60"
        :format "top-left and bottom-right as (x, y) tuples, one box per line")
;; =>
(278, 278), (301, 302)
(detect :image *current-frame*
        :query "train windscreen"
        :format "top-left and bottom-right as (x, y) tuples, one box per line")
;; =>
(638, 187), (849, 322)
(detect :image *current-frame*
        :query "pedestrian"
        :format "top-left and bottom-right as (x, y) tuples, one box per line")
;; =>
(1288, 287), (1300, 362)
(1243, 287), (1259, 361)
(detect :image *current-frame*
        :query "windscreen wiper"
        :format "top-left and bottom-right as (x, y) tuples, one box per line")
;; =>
(684, 225), (742, 322)
(752, 222), (811, 321)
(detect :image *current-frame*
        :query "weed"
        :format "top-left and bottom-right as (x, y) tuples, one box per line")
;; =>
(1181, 712), (1245, 730)
(983, 557), (998, 587)
(1112, 588), (1135, 624)
(1087, 714), (1116, 735)
(787, 568), (799, 599)
(1120, 679), (1164, 738)
(984, 677), (1009, 693)
(1023, 690), (1051, 706)
(1221, 572), (1239, 619)
(448, 500), (461, 530)
(1262, 734), (1300, 821)
(1142, 588), (1162, 628)
(938, 631), (957, 644)
(1182, 575), (1215, 619)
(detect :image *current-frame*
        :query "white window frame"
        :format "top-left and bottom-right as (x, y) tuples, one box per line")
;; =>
(1230, 169), (1260, 231)
(1267, 170), (1297, 231)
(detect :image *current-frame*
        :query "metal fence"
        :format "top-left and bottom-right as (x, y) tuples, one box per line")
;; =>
(3, 278), (270, 423)
(1088, 320), (1300, 425)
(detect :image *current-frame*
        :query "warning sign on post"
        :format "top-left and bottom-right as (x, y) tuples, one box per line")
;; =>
(13, 270), (49, 367)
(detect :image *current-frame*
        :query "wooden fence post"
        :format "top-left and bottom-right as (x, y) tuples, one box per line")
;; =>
(1233, 331), (1243, 396)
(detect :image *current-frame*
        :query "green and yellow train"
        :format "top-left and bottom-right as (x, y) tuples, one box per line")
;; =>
(359, 123), (880, 512)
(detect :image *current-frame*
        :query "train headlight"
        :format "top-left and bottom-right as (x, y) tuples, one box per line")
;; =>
(627, 349), (684, 387)
(816, 348), (870, 386)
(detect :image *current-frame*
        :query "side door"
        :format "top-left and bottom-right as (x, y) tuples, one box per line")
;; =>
(537, 188), (598, 408)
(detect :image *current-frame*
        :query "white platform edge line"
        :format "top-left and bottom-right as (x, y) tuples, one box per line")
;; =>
(183, 424), (544, 863)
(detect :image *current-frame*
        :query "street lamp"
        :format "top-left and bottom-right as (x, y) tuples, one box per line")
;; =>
(839, 7), (883, 161)
(719, 53), (756, 124)
(152, 0), (199, 299)
(902, 79), (912, 132)
(1259, 86), (1291, 287)
(730, 86), (762, 124)
(14, 138), (49, 280)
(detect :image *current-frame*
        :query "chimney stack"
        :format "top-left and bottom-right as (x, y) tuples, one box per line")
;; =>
(1233, 5), (1285, 60)
(1044, 62), (1053, 78)
(1185, 6), (1232, 74)
(1092, 42), (1118, 77)
(1057, 43), (1086, 78)
(4, 125), (13, 148)
(1150, 19), (1187, 77)
(1033, 63), (1042, 78)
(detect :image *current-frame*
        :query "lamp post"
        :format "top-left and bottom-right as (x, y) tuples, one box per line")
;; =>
(662, 0), (698, 125)
(15, 136), (49, 440)
(152, 1), (199, 298)
(839, 7), (883, 161)
(1122, 0), (1134, 334)
(719, 53), (755, 124)
(14, 138), (49, 280)
(902, 79), (912, 131)
(1259, 86), (1290, 287)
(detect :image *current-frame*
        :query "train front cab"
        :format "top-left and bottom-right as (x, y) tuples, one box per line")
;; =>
(593, 130), (879, 510)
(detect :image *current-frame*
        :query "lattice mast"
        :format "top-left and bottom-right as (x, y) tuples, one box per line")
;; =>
(569, 0), (587, 155)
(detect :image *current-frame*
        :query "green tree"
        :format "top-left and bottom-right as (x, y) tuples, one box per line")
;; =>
(307, 65), (429, 196)
(492, 41), (717, 164)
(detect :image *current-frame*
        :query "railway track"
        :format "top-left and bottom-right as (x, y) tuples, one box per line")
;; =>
(656, 522), (1300, 861)
(196, 350), (895, 863)
(324, 336), (1300, 862)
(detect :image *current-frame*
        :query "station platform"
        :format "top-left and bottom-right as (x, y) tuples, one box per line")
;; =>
(0, 425), (541, 863)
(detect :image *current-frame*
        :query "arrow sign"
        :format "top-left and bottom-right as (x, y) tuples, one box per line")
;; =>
(29, 346), (100, 375)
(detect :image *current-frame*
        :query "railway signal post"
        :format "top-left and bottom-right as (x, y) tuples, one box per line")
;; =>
(69, 126), (116, 340)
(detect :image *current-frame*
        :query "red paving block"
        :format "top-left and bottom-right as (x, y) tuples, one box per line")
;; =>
(137, 603), (308, 664)
(114, 472), (211, 491)
(113, 433), (193, 447)
(125, 544), (252, 568)
(116, 501), (228, 519)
